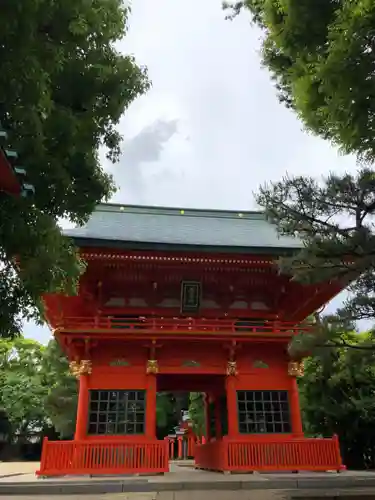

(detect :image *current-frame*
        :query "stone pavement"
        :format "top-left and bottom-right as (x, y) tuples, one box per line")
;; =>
(0, 461), (38, 479)
(4, 490), (375, 499)
(1, 461), (375, 497)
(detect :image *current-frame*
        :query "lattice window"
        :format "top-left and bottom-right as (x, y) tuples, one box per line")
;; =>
(237, 390), (291, 434)
(88, 390), (146, 435)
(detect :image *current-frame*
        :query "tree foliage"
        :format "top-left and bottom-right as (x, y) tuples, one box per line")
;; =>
(0, 0), (149, 336)
(300, 330), (375, 469)
(42, 340), (78, 438)
(289, 313), (375, 358)
(0, 337), (78, 441)
(0, 338), (48, 440)
(156, 393), (175, 431)
(188, 393), (205, 437)
(225, 0), (375, 163)
(256, 169), (375, 329)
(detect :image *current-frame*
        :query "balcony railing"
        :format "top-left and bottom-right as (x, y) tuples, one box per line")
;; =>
(55, 316), (312, 335)
(195, 436), (343, 473)
(37, 435), (343, 476)
(37, 438), (169, 476)
(165, 435), (204, 460)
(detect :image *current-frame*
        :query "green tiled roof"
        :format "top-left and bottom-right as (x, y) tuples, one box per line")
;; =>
(64, 203), (303, 252)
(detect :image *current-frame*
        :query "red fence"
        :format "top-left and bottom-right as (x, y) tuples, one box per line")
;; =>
(165, 435), (205, 460)
(195, 436), (343, 472)
(38, 436), (343, 476)
(56, 316), (312, 335)
(37, 438), (169, 476)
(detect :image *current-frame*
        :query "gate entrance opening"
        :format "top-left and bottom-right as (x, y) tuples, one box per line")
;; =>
(156, 376), (228, 461)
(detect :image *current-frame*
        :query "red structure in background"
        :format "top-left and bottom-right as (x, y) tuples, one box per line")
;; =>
(38, 204), (346, 476)
(0, 124), (34, 197)
(165, 411), (200, 461)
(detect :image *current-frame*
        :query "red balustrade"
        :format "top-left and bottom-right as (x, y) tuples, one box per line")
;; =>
(165, 436), (203, 460)
(195, 436), (343, 473)
(56, 315), (312, 336)
(37, 438), (169, 476)
(194, 439), (227, 471)
(37, 436), (343, 476)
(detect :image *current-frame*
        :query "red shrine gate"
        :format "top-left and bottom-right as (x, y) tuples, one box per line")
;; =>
(38, 204), (345, 476)
(165, 415), (206, 461)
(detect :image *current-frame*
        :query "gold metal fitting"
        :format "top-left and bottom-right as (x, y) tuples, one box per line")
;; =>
(288, 360), (304, 377)
(69, 359), (92, 378)
(146, 359), (159, 374)
(226, 360), (238, 376)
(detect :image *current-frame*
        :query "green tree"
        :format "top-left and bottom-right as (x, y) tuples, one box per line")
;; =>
(299, 331), (375, 469)
(225, 0), (375, 163)
(256, 170), (375, 336)
(188, 393), (205, 437)
(156, 393), (175, 431)
(0, 337), (78, 443)
(289, 313), (375, 358)
(42, 340), (78, 438)
(0, 338), (48, 444)
(0, 0), (149, 337)
(156, 393), (190, 437)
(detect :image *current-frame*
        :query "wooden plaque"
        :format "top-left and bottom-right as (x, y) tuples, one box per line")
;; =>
(180, 281), (201, 314)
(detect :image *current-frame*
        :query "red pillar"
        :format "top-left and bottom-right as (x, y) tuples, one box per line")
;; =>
(177, 436), (183, 459)
(290, 378), (303, 436)
(146, 374), (157, 439)
(226, 376), (238, 438)
(75, 374), (89, 440)
(169, 438), (174, 459)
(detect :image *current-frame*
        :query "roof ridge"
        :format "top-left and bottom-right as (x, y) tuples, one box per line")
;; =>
(95, 203), (264, 220)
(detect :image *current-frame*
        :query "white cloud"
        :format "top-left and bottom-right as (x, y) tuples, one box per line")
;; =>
(27, 0), (359, 343)
(111, 119), (180, 204)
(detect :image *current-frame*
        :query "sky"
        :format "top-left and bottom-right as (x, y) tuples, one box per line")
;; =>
(24, 0), (358, 344)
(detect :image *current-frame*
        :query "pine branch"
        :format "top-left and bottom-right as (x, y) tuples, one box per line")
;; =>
(320, 340), (375, 351)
